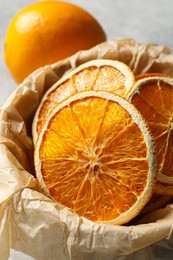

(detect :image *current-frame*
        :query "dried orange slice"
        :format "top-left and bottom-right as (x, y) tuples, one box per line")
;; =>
(34, 90), (157, 225)
(127, 75), (173, 190)
(32, 59), (135, 144)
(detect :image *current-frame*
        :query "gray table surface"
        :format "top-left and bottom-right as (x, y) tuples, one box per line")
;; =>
(1, 0), (173, 259)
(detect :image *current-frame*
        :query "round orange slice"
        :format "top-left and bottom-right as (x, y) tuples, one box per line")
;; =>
(32, 59), (135, 144)
(127, 75), (173, 189)
(34, 90), (157, 225)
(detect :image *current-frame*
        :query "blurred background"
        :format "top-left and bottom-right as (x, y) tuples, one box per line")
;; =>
(0, 0), (173, 105)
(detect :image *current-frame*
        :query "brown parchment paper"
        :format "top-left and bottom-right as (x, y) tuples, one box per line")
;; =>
(1, 38), (173, 260)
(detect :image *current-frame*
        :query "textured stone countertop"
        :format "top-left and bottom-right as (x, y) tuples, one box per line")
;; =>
(1, 1), (173, 259)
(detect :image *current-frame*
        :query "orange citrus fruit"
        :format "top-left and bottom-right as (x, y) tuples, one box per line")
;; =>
(32, 59), (135, 144)
(34, 90), (157, 225)
(4, 1), (106, 83)
(127, 75), (173, 193)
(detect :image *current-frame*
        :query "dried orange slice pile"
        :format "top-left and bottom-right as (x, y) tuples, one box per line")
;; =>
(33, 59), (173, 225)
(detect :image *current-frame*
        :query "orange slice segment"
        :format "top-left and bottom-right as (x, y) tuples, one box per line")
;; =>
(34, 90), (157, 225)
(127, 75), (173, 188)
(32, 59), (135, 144)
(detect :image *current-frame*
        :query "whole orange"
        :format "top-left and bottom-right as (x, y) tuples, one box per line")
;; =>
(4, 1), (106, 83)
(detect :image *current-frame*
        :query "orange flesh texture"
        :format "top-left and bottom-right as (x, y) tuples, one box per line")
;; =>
(37, 65), (130, 137)
(39, 96), (149, 222)
(129, 80), (173, 179)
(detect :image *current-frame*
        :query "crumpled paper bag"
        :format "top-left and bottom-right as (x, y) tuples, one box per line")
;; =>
(1, 38), (173, 260)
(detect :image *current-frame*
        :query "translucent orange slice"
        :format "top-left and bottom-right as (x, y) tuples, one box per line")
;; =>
(34, 91), (157, 225)
(32, 59), (135, 144)
(128, 75), (173, 190)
